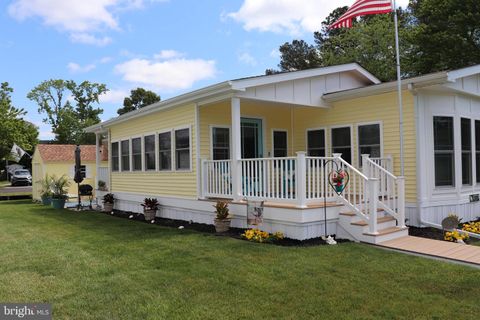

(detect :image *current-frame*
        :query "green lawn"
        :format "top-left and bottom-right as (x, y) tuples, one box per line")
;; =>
(0, 180), (9, 188)
(0, 201), (479, 320)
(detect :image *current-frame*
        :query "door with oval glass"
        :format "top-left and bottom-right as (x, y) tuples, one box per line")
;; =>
(241, 117), (263, 159)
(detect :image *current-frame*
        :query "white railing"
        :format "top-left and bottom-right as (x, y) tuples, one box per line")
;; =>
(202, 160), (232, 198)
(362, 154), (405, 228)
(305, 156), (338, 200)
(239, 157), (297, 201)
(98, 166), (109, 189)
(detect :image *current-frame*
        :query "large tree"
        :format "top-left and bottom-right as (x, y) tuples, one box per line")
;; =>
(0, 82), (38, 160)
(27, 80), (107, 144)
(117, 88), (161, 115)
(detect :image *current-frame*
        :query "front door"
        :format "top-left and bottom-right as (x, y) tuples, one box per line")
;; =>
(241, 118), (263, 159)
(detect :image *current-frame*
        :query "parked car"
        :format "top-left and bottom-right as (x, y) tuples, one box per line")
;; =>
(11, 169), (32, 186)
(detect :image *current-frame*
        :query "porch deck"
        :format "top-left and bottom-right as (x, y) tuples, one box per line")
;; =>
(379, 236), (480, 266)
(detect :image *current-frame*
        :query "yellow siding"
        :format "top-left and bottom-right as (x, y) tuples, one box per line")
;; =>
(200, 100), (294, 158)
(32, 157), (99, 200)
(293, 90), (416, 202)
(109, 103), (197, 198)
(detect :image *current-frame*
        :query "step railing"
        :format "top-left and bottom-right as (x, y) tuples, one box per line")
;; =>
(362, 154), (405, 228)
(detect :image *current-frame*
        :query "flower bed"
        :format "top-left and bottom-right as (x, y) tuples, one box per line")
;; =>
(462, 220), (480, 234)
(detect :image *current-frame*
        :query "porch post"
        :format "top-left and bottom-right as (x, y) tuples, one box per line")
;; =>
(368, 178), (379, 234)
(397, 176), (406, 228)
(95, 132), (100, 189)
(296, 152), (307, 208)
(361, 154), (370, 177)
(231, 97), (242, 201)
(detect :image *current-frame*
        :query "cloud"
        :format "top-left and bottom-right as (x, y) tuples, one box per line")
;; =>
(7, 0), (166, 45)
(114, 52), (216, 92)
(99, 56), (113, 64)
(238, 52), (257, 66)
(99, 89), (129, 104)
(153, 50), (185, 60)
(67, 62), (96, 73)
(228, 0), (410, 35)
(269, 48), (280, 59)
(70, 33), (112, 46)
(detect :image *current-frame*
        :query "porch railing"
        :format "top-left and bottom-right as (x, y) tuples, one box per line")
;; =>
(202, 160), (233, 198)
(362, 154), (406, 228)
(97, 166), (110, 189)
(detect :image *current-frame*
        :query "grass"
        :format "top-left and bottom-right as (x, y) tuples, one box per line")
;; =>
(0, 201), (479, 320)
(0, 180), (9, 188)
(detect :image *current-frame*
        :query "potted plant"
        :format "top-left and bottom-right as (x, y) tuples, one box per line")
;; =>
(213, 201), (231, 233)
(103, 193), (115, 212)
(37, 174), (53, 205)
(141, 198), (159, 221)
(50, 175), (70, 209)
(98, 180), (108, 191)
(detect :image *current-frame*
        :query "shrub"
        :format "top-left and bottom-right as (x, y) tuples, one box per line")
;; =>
(50, 175), (71, 199)
(213, 201), (230, 220)
(98, 180), (107, 190)
(242, 229), (284, 243)
(37, 174), (53, 198)
(103, 193), (115, 204)
(141, 198), (159, 211)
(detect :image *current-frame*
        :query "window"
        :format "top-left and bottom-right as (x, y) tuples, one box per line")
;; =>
(434, 116), (455, 187)
(144, 135), (156, 171)
(273, 130), (288, 157)
(121, 140), (130, 171)
(111, 142), (119, 172)
(175, 128), (190, 170)
(307, 129), (325, 156)
(212, 127), (230, 160)
(332, 127), (352, 164)
(132, 137), (142, 171)
(159, 132), (171, 171)
(461, 118), (472, 185)
(476, 121), (480, 183)
(358, 124), (381, 166)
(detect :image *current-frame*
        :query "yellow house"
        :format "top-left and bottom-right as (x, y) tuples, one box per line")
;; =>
(86, 63), (480, 242)
(32, 144), (108, 201)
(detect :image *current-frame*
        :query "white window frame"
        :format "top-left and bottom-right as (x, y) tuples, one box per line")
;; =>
(174, 125), (192, 172)
(306, 127), (327, 157)
(111, 140), (120, 172)
(432, 115), (456, 190)
(356, 121), (383, 167)
(143, 132), (157, 171)
(119, 138), (131, 172)
(131, 135), (143, 172)
(158, 129), (173, 172)
(330, 124), (354, 164)
(271, 129), (288, 157)
(209, 125), (231, 160)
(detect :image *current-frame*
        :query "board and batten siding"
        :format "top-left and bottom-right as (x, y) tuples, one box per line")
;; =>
(293, 90), (416, 202)
(109, 103), (197, 198)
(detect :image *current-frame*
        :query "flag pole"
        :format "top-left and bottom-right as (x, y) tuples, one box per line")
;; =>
(392, 0), (404, 176)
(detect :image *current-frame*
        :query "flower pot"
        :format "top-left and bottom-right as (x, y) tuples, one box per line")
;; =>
(144, 209), (156, 221)
(335, 185), (344, 193)
(51, 198), (66, 209)
(41, 196), (52, 206)
(214, 218), (231, 233)
(103, 202), (114, 212)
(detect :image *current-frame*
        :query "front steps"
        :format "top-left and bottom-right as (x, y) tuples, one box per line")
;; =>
(337, 209), (408, 244)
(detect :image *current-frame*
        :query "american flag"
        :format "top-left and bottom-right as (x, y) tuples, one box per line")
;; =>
(329, 0), (393, 29)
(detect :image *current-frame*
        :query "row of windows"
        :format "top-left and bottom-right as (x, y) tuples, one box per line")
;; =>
(433, 116), (480, 187)
(212, 123), (381, 165)
(111, 128), (191, 172)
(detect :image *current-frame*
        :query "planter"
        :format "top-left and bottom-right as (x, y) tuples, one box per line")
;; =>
(51, 198), (66, 209)
(41, 196), (52, 206)
(214, 218), (231, 233)
(144, 209), (157, 221)
(103, 202), (114, 212)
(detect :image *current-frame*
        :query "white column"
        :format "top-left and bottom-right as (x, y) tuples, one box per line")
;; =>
(296, 152), (307, 208)
(231, 97), (242, 201)
(397, 176), (406, 228)
(368, 178), (379, 234)
(95, 132), (100, 189)
(361, 154), (370, 177)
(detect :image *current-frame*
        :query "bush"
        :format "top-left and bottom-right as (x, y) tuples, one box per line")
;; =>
(37, 174), (53, 198)
(103, 193), (114, 204)
(50, 175), (70, 200)
(141, 198), (159, 211)
(213, 201), (230, 220)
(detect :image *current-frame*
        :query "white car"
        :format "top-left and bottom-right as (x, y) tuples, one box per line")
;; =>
(11, 169), (32, 186)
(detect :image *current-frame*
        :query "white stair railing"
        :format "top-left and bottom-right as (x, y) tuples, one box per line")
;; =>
(362, 154), (405, 228)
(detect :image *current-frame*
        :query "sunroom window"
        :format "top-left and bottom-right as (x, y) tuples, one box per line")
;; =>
(175, 128), (190, 170)
(433, 116), (454, 187)
(461, 118), (472, 185)
(121, 140), (130, 171)
(159, 132), (171, 171)
(144, 135), (156, 171)
(111, 142), (119, 172)
(132, 137), (142, 171)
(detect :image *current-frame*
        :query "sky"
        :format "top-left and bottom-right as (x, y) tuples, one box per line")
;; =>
(1, 0), (409, 140)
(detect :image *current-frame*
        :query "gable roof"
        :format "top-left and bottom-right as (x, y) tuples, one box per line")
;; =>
(85, 63), (380, 133)
(36, 144), (107, 162)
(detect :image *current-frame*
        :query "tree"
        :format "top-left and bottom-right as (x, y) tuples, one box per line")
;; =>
(0, 82), (39, 160)
(27, 80), (107, 144)
(406, 0), (480, 76)
(117, 88), (161, 115)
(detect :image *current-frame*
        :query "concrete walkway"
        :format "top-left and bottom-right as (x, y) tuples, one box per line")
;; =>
(378, 236), (480, 266)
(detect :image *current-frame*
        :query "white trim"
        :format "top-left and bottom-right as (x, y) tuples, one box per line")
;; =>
(271, 129), (288, 158)
(306, 127), (327, 156)
(209, 125), (232, 160)
(130, 135), (143, 172)
(330, 125), (354, 165)
(240, 115), (266, 158)
(142, 132), (157, 171)
(447, 65), (480, 82)
(173, 125), (193, 172)
(356, 121), (383, 166)
(158, 129), (173, 172)
(195, 104), (201, 198)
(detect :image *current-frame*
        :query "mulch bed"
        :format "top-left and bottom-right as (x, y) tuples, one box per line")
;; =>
(102, 209), (350, 247)
(408, 226), (445, 241)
